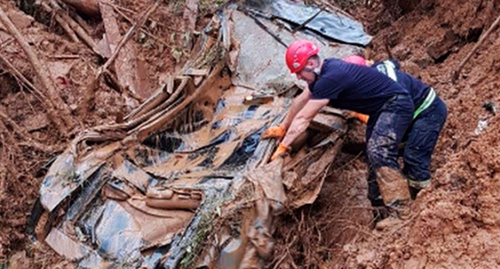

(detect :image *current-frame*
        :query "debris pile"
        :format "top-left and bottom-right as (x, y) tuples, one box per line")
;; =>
(0, 0), (372, 268)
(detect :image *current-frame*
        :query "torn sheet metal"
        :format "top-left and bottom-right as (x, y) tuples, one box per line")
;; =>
(112, 155), (153, 193)
(95, 200), (143, 261)
(242, 0), (372, 46)
(94, 199), (193, 262)
(40, 142), (120, 211)
(246, 158), (286, 213)
(32, 2), (360, 268)
(45, 228), (90, 260)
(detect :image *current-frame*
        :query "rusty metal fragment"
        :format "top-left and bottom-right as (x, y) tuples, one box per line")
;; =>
(30, 2), (370, 268)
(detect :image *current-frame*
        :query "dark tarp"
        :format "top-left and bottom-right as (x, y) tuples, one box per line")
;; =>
(242, 0), (372, 46)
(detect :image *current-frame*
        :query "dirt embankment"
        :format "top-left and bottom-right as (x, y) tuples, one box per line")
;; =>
(0, 0), (222, 267)
(342, 1), (500, 267)
(270, 0), (500, 268)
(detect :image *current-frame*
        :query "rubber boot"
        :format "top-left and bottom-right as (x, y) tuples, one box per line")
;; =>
(376, 167), (412, 219)
(370, 197), (389, 225)
(408, 178), (431, 199)
(375, 199), (412, 230)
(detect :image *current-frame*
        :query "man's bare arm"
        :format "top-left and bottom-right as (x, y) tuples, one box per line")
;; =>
(281, 98), (329, 147)
(281, 88), (312, 130)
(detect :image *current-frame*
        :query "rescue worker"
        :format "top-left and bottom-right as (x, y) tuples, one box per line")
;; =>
(343, 55), (447, 199)
(263, 39), (415, 220)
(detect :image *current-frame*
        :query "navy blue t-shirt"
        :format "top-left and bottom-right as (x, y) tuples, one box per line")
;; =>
(309, 58), (409, 115)
(372, 59), (430, 108)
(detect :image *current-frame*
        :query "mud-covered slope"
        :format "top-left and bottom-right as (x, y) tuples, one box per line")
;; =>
(0, 0), (220, 266)
(341, 0), (500, 267)
(270, 0), (500, 268)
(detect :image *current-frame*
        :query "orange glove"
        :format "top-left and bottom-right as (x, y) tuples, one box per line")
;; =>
(271, 144), (289, 161)
(261, 125), (286, 139)
(349, 111), (369, 124)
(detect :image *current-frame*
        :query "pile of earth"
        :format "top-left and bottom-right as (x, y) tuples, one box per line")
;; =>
(268, 0), (500, 268)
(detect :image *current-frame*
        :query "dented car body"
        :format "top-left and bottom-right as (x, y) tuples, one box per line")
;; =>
(29, 1), (370, 268)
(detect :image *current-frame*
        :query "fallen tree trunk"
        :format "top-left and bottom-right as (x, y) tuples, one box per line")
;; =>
(59, 0), (100, 17)
(0, 7), (75, 136)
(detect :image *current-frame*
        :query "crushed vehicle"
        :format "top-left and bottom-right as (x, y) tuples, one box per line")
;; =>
(28, 1), (371, 268)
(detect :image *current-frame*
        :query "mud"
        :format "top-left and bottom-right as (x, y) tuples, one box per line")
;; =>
(2, 0), (500, 268)
(270, 0), (500, 268)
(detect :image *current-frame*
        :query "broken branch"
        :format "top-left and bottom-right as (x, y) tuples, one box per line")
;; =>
(73, 11), (93, 34)
(0, 53), (45, 99)
(0, 111), (57, 153)
(59, 0), (100, 17)
(48, 0), (99, 53)
(106, 2), (184, 33)
(103, 70), (143, 102)
(83, 1), (159, 112)
(0, 7), (74, 135)
(182, 0), (199, 49)
(453, 14), (500, 82)
(107, 2), (169, 47)
(41, 2), (79, 43)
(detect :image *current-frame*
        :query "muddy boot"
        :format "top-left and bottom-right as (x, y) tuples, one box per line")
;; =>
(375, 200), (412, 230)
(408, 178), (431, 199)
(370, 197), (389, 224)
(376, 167), (412, 219)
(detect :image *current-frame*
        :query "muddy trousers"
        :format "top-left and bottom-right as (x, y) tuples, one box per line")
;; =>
(365, 94), (414, 204)
(401, 96), (447, 183)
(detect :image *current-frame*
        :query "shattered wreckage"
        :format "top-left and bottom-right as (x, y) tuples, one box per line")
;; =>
(28, 1), (371, 268)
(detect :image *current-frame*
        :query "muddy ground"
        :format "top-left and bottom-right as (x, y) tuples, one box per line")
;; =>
(1, 0), (500, 268)
(270, 0), (500, 268)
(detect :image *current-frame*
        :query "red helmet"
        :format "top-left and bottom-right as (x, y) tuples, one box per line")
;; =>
(343, 55), (367, 66)
(285, 40), (320, 73)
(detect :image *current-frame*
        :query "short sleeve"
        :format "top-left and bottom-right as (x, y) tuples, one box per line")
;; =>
(311, 77), (343, 100)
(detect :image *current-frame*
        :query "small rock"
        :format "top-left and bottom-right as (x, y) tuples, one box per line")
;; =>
(474, 119), (488, 135)
(24, 113), (49, 132)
